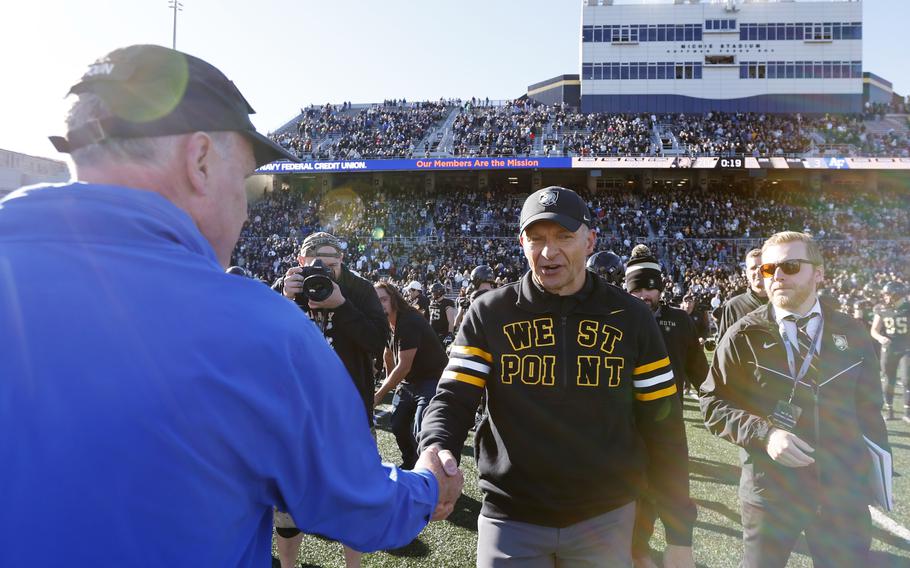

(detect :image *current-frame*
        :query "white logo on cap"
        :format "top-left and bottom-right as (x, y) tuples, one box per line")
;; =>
(84, 62), (114, 77)
(539, 191), (559, 207)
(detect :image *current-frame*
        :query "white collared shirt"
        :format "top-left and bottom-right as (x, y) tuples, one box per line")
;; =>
(774, 299), (823, 354)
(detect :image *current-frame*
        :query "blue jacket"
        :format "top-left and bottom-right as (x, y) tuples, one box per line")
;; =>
(0, 183), (437, 567)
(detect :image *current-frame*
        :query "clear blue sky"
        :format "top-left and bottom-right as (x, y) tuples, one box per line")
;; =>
(2, 0), (907, 161)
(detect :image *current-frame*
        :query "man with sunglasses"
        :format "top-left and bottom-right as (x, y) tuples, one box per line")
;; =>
(700, 231), (890, 568)
(715, 248), (768, 341)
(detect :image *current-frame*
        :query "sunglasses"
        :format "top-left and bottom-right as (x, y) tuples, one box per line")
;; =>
(759, 259), (816, 278)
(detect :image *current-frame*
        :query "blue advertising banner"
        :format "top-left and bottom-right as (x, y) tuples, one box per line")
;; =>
(255, 155), (910, 173)
(256, 156), (573, 174)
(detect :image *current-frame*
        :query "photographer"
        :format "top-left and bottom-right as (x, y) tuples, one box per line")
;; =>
(405, 280), (430, 319)
(273, 231), (390, 568)
(681, 293), (712, 347)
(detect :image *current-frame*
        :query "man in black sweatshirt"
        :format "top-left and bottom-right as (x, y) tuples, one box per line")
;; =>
(625, 245), (707, 567)
(420, 187), (696, 568)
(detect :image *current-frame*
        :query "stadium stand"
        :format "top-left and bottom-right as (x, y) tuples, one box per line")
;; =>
(269, 100), (910, 159)
(232, 179), (910, 327)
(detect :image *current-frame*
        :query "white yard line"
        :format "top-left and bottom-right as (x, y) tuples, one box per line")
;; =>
(870, 506), (910, 543)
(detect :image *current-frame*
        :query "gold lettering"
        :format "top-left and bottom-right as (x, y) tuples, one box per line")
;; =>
(521, 355), (543, 385)
(577, 320), (599, 348)
(503, 321), (534, 351)
(501, 354), (556, 386)
(533, 318), (555, 346)
(605, 357), (625, 387)
(577, 355), (601, 387)
(501, 354), (521, 384)
(599, 324), (623, 354)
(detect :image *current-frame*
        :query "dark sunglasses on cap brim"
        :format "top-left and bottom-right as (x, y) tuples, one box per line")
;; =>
(760, 259), (816, 278)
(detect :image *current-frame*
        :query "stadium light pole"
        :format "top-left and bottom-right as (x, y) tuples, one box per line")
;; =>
(168, 0), (183, 50)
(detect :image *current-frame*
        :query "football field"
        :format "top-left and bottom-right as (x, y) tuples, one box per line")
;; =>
(279, 393), (910, 567)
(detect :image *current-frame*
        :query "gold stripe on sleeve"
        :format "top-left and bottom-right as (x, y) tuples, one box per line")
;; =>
(635, 384), (677, 401)
(633, 356), (671, 375)
(442, 370), (486, 388)
(451, 345), (493, 363)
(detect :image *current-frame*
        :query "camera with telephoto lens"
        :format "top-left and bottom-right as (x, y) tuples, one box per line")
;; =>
(294, 260), (335, 305)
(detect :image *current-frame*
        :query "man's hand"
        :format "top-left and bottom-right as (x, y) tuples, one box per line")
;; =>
(414, 445), (464, 521)
(308, 281), (346, 310)
(662, 545), (695, 568)
(879, 336), (892, 347)
(766, 427), (815, 467)
(282, 266), (304, 300)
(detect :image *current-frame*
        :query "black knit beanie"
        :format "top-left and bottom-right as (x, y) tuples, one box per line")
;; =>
(625, 244), (664, 291)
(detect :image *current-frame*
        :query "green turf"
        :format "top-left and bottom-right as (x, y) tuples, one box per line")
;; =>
(276, 393), (910, 567)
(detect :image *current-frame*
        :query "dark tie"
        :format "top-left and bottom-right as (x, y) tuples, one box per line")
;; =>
(786, 313), (819, 376)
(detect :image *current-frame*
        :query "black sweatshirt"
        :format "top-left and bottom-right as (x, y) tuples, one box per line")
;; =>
(419, 272), (695, 545)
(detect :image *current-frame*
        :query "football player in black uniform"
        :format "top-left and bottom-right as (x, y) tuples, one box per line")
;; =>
(586, 250), (625, 287)
(429, 282), (456, 347)
(453, 265), (496, 331)
(871, 282), (910, 421)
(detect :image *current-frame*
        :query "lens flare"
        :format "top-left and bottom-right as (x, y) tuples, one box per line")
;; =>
(318, 187), (364, 230)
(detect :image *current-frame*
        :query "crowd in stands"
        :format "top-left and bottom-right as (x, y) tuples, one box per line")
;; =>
(670, 112), (813, 156)
(559, 112), (657, 156)
(232, 181), (910, 328)
(864, 100), (909, 120)
(645, 182), (910, 241)
(813, 113), (910, 157)
(269, 99), (910, 161)
(272, 100), (451, 160)
(452, 99), (548, 157)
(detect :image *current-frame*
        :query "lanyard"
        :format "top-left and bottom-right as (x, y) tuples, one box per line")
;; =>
(779, 316), (823, 403)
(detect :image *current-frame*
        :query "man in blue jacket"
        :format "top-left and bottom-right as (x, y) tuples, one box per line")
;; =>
(0, 44), (462, 567)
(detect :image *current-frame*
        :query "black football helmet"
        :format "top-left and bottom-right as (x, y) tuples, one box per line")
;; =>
(586, 251), (625, 287)
(471, 265), (495, 287)
(430, 282), (446, 298)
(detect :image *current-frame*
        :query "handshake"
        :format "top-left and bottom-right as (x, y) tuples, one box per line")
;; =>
(415, 445), (465, 521)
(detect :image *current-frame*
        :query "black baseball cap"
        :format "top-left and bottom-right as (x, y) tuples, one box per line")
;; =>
(49, 44), (300, 167)
(519, 186), (592, 234)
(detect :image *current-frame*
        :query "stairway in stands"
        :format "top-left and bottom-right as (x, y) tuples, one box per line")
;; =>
(864, 114), (910, 137)
(416, 106), (461, 157)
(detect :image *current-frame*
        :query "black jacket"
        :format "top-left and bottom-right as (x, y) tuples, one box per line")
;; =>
(420, 272), (695, 544)
(274, 266), (389, 425)
(716, 289), (768, 341)
(656, 305), (709, 393)
(700, 301), (890, 507)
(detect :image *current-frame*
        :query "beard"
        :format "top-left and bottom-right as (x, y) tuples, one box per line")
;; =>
(769, 282), (812, 311)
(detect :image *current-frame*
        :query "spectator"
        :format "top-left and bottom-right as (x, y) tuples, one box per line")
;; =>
(0, 44), (462, 566)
